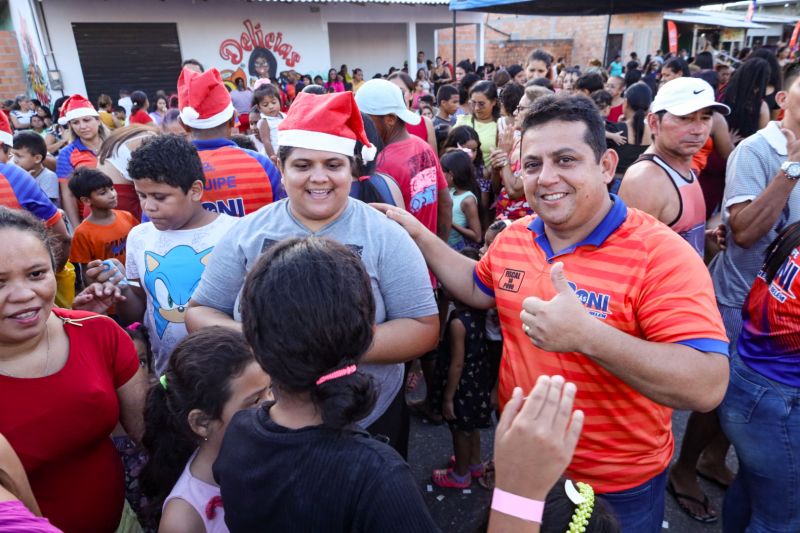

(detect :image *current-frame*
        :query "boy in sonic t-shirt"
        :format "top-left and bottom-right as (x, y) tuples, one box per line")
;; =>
(84, 134), (237, 373)
(68, 168), (138, 282)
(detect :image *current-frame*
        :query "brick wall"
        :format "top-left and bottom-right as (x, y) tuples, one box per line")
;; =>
(0, 31), (27, 100)
(437, 12), (663, 71)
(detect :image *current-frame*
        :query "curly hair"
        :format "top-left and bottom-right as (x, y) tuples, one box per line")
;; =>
(127, 134), (205, 192)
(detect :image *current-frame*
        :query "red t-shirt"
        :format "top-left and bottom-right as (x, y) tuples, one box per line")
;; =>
(375, 135), (447, 235)
(608, 103), (624, 123)
(129, 109), (153, 125)
(0, 309), (140, 533)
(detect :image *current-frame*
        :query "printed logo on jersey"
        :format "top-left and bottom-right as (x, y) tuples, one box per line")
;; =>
(568, 281), (612, 319)
(203, 198), (246, 217)
(766, 250), (799, 303)
(499, 269), (525, 292)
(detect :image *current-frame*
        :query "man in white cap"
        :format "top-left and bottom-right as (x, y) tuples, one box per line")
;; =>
(177, 67), (283, 217)
(619, 76), (731, 524)
(355, 79), (452, 242)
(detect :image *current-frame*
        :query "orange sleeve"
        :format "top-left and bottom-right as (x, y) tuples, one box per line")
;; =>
(43, 210), (62, 228)
(635, 226), (729, 353)
(68, 226), (94, 264)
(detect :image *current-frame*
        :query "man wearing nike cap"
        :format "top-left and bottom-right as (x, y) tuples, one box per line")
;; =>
(619, 77), (730, 258)
(619, 76), (731, 523)
(356, 79), (452, 242)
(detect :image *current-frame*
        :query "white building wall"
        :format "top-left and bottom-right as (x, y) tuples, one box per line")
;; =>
(329, 23), (407, 78)
(40, 0), (482, 96)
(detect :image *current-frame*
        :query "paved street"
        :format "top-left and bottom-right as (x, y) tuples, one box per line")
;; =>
(407, 388), (735, 532)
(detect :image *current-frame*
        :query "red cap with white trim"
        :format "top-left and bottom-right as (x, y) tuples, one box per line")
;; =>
(177, 67), (235, 130)
(278, 91), (376, 162)
(0, 111), (12, 146)
(58, 94), (99, 126)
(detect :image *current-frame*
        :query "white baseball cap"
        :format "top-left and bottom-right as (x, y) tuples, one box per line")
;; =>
(651, 77), (730, 116)
(354, 79), (421, 126)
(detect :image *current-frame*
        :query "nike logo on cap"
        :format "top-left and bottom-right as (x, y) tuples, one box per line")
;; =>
(693, 89), (705, 94)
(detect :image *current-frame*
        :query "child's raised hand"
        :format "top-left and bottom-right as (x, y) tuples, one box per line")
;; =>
(72, 282), (127, 314)
(498, 125), (515, 154)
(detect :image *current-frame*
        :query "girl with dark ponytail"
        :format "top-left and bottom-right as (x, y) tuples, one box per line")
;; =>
(139, 327), (269, 531)
(611, 81), (653, 182)
(129, 91), (154, 125)
(215, 236), (438, 532)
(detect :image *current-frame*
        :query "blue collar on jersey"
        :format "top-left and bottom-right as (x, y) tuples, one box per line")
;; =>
(73, 138), (95, 154)
(192, 138), (238, 151)
(528, 194), (628, 260)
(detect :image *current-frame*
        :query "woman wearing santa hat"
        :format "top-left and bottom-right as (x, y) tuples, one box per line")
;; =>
(55, 94), (109, 228)
(186, 91), (439, 459)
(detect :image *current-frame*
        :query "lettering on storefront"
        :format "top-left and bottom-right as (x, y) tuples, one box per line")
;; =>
(219, 19), (301, 68)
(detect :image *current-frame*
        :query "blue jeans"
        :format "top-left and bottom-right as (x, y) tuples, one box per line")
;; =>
(598, 468), (667, 533)
(719, 353), (800, 532)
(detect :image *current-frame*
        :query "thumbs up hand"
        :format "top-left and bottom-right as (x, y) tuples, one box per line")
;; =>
(520, 262), (593, 353)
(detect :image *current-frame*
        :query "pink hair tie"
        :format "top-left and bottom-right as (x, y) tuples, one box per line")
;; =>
(126, 322), (142, 332)
(316, 364), (357, 386)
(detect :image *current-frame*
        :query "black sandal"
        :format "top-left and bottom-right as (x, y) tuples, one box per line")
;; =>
(667, 479), (718, 523)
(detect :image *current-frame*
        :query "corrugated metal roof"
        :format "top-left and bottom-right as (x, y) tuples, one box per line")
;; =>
(256, 0), (450, 5)
(665, 9), (770, 28)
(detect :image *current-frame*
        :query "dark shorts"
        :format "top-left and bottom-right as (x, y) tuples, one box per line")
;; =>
(366, 386), (410, 460)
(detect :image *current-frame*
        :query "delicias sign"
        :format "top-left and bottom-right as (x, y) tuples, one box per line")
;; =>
(219, 19), (301, 67)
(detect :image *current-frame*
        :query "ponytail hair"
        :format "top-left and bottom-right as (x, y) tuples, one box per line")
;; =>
(130, 91), (148, 114)
(139, 327), (255, 528)
(241, 237), (377, 429)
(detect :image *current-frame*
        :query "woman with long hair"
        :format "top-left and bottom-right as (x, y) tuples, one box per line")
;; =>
(749, 48), (783, 119)
(128, 91), (153, 125)
(722, 57), (770, 140)
(148, 95), (168, 127)
(388, 71), (437, 153)
(614, 81), (653, 179)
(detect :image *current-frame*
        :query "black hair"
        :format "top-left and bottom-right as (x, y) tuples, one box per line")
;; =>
(162, 108), (181, 127)
(128, 134), (205, 192)
(694, 69), (719, 94)
(12, 131), (47, 160)
(750, 48), (783, 91)
(528, 77), (554, 91)
(784, 61), (800, 93)
(388, 71), (415, 95)
(441, 125), (481, 161)
(126, 322), (153, 373)
(624, 68), (642, 88)
(590, 89), (613, 109)
(241, 237), (377, 430)
(253, 84), (280, 106)
(493, 69), (511, 88)
(694, 51), (714, 70)
(663, 57), (690, 77)
(459, 73), (481, 105)
(762, 221), (800, 283)
(441, 149), (477, 192)
(51, 95), (69, 125)
(139, 327), (257, 528)
(723, 57), (770, 138)
(111, 105), (126, 115)
(624, 82), (652, 145)
(457, 59), (475, 74)
(576, 73), (604, 94)
(522, 95), (606, 163)
(527, 49), (553, 68)
(500, 82), (524, 117)
(507, 64), (523, 79)
(540, 479), (620, 532)
(469, 81), (500, 121)
(486, 219), (510, 243)
(37, 107), (52, 119)
(436, 84), (459, 105)
(181, 58), (205, 72)
(0, 206), (55, 270)
(67, 167), (113, 200)
(130, 91), (148, 114)
(302, 84), (327, 95)
(230, 134), (257, 151)
(248, 48), (277, 80)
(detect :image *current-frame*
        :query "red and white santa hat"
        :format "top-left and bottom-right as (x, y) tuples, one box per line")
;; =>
(57, 94), (99, 126)
(0, 111), (12, 146)
(278, 91), (376, 162)
(178, 67), (235, 129)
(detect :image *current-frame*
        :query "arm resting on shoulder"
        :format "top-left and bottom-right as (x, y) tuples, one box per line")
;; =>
(185, 300), (242, 333)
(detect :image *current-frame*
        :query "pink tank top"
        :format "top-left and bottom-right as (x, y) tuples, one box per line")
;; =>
(638, 153), (706, 256)
(163, 452), (228, 533)
(0, 500), (63, 532)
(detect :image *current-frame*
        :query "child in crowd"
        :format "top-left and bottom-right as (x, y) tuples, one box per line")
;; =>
(254, 84), (286, 158)
(126, 322), (154, 374)
(431, 247), (493, 489)
(68, 168), (138, 283)
(441, 125), (488, 224)
(214, 237), (438, 531)
(29, 114), (47, 138)
(112, 105), (127, 126)
(441, 150), (481, 250)
(12, 131), (59, 207)
(85, 134), (238, 373)
(139, 327), (270, 532)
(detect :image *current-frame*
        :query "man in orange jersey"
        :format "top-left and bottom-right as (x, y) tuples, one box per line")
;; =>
(379, 95), (729, 533)
(177, 67), (284, 216)
(620, 77), (731, 523)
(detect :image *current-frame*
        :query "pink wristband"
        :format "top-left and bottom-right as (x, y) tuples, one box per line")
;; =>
(491, 488), (544, 523)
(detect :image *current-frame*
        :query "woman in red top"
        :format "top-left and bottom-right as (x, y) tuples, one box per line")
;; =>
(0, 207), (146, 533)
(128, 91), (153, 125)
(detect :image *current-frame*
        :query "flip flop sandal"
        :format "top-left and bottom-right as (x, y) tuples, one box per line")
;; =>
(446, 456), (485, 478)
(667, 480), (718, 523)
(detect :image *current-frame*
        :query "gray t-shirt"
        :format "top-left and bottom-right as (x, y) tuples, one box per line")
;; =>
(192, 197), (437, 427)
(710, 121), (800, 308)
(34, 167), (59, 206)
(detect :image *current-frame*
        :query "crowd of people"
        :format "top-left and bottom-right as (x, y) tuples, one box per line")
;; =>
(0, 40), (798, 533)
